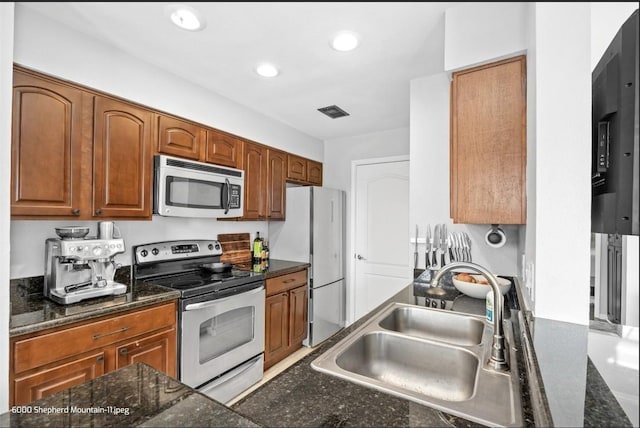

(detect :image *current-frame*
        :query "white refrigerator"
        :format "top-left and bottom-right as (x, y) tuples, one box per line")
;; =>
(269, 186), (345, 347)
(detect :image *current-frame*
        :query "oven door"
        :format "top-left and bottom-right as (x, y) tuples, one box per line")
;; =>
(180, 285), (265, 388)
(154, 155), (244, 218)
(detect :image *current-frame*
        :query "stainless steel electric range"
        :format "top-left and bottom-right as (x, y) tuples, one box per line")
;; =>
(132, 239), (265, 404)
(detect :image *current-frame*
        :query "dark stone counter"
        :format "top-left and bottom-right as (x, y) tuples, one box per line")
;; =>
(0, 363), (259, 428)
(233, 259), (310, 278)
(9, 266), (180, 337)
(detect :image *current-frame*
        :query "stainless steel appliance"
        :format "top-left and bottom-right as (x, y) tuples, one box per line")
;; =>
(132, 239), (265, 404)
(269, 186), (345, 347)
(153, 154), (244, 219)
(44, 224), (127, 305)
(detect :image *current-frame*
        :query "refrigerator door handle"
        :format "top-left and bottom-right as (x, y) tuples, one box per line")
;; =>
(330, 200), (334, 223)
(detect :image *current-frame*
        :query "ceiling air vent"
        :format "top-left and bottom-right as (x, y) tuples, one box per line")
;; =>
(317, 105), (350, 119)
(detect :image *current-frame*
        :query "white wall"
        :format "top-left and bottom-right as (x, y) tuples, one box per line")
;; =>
(0, 1), (14, 414)
(530, 3), (592, 325)
(10, 219), (269, 279)
(444, 2), (527, 72)
(323, 127), (410, 324)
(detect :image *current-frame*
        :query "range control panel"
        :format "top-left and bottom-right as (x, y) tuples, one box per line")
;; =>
(134, 240), (222, 263)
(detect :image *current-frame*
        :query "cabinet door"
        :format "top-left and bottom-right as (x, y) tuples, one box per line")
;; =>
(156, 115), (205, 160)
(115, 328), (177, 378)
(264, 293), (290, 370)
(11, 70), (85, 217)
(450, 55), (526, 224)
(267, 149), (287, 220)
(289, 285), (308, 346)
(93, 96), (153, 219)
(13, 351), (106, 406)
(243, 142), (268, 220)
(287, 154), (307, 182)
(206, 129), (243, 168)
(307, 160), (323, 186)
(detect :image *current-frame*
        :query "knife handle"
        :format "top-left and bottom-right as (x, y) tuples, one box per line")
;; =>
(449, 248), (455, 263)
(441, 253), (446, 268)
(425, 251), (430, 268)
(432, 251), (438, 267)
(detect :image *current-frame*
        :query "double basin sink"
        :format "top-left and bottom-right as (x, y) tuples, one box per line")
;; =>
(311, 302), (523, 427)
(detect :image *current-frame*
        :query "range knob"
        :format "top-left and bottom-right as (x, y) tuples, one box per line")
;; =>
(140, 249), (148, 258)
(208, 244), (214, 251)
(215, 243), (221, 250)
(92, 246), (103, 257)
(152, 248), (159, 256)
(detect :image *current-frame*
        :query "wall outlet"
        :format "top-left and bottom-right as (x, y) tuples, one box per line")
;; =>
(525, 262), (535, 302)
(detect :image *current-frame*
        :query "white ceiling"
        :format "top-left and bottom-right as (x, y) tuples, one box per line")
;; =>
(18, 2), (461, 141)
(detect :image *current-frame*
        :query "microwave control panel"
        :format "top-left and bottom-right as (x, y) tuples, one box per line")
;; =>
(229, 184), (241, 208)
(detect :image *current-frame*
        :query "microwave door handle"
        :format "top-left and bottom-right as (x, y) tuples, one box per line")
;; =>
(222, 178), (230, 214)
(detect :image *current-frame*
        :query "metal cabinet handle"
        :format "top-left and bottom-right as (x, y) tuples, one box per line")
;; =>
(96, 355), (104, 363)
(283, 278), (296, 283)
(93, 326), (129, 340)
(95, 208), (103, 215)
(119, 348), (128, 355)
(72, 208), (80, 216)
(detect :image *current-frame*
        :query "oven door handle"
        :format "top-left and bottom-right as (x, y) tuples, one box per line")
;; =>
(184, 286), (264, 311)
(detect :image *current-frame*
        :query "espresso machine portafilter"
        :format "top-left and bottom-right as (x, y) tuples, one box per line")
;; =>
(44, 223), (127, 305)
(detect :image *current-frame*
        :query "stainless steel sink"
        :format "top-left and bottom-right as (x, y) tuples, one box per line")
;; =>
(378, 305), (484, 346)
(335, 332), (479, 401)
(311, 302), (523, 427)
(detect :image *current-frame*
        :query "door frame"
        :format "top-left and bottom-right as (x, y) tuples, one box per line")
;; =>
(347, 155), (410, 326)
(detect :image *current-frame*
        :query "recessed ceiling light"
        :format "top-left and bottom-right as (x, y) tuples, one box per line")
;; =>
(331, 31), (360, 52)
(256, 63), (279, 78)
(165, 4), (206, 31)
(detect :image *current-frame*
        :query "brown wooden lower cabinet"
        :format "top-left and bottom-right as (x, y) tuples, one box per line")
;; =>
(10, 301), (177, 406)
(264, 269), (308, 370)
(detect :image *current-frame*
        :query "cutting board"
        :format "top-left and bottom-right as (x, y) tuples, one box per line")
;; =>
(217, 233), (252, 264)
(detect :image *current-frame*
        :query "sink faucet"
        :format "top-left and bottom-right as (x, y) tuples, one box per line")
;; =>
(429, 261), (509, 372)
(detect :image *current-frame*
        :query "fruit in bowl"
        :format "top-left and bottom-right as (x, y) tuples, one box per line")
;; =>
(452, 272), (511, 299)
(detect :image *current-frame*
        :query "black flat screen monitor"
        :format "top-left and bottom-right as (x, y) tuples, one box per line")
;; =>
(591, 9), (639, 236)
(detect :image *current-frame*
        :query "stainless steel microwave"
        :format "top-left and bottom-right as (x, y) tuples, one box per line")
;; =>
(153, 155), (244, 218)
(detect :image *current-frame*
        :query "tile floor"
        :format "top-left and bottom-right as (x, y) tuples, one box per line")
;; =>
(227, 347), (315, 406)
(588, 324), (639, 427)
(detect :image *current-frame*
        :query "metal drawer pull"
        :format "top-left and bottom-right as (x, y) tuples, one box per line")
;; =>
(96, 355), (104, 363)
(119, 348), (128, 355)
(93, 326), (129, 340)
(283, 278), (296, 283)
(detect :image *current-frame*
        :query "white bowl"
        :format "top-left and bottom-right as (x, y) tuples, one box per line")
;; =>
(452, 274), (511, 299)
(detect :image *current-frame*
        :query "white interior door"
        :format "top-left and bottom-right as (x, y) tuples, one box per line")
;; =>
(353, 159), (410, 321)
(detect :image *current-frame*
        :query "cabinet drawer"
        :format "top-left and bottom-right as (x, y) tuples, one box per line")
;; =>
(13, 302), (176, 374)
(266, 270), (307, 296)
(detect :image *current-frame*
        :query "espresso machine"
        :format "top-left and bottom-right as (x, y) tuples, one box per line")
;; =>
(44, 222), (127, 305)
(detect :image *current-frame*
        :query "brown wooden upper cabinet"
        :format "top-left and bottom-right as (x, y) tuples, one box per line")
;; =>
(11, 66), (153, 220)
(205, 129), (243, 169)
(240, 142), (286, 221)
(156, 114), (206, 161)
(287, 154), (323, 186)
(450, 55), (526, 224)
(93, 96), (153, 219)
(242, 142), (268, 220)
(267, 149), (286, 220)
(11, 68), (84, 218)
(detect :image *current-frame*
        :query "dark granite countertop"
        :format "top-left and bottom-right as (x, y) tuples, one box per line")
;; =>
(0, 362), (259, 428)
(9, 266), (180, 337)
(234, 259), (310, 278)
(231, 278), (631, 428)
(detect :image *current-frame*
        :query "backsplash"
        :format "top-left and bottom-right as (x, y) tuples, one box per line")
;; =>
(10, 217), (268, 279)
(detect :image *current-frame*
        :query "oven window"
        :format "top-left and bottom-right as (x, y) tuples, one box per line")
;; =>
(166, 176), (223, 209)
(199, 306), (255, 364)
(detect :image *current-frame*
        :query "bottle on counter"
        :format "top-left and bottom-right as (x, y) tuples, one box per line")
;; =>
(262, 240), (269, 261)
(252, 232), (263, 264)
